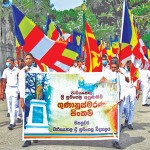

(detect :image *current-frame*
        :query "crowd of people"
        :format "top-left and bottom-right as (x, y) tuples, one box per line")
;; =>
(0, 53), (150, 149)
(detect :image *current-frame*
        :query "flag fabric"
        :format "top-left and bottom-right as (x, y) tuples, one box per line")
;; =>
(12, 5), (78, 72)
(119, 0), (134, 64)
(106, 46), (115, 62)
(131, 20), (144, 60)
(134, 30), (150, 70)
(98, 39), (107, 56)
(148, 48), (150, 61)
(45, 19), (72, 43)
(85, 22), (102, 72)
(63, 33), (73, 42)
(110, 36), (119, 55)
(61, 29), (73, 42)
(119, 0), (145, 81)
(130, 54), (141, 82)
(132, 68), (139, 83)
(72, 30), (83, 57)
(45, 17), (62, 41)
(15, 38), (22, 60)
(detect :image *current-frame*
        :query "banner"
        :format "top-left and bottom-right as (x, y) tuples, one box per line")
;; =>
(24, 73), (119, 140)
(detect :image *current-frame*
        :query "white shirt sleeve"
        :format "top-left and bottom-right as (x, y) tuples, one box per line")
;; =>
(18, 69), (25, 98)
(2, 69), (7, 79)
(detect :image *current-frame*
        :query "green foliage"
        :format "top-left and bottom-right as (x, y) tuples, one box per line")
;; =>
(86, 0), (150, 45)
(1, 0), (149, 46)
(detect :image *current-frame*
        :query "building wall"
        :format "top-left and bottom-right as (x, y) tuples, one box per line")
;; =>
(0, 7), (16, 77)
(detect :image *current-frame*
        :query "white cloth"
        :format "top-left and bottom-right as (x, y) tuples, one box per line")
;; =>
(118, 73), (127, 100)
(2, 67), (20, 87)
(102, 64), (110, 72)
(68, 66), (83, 73)
(139, 69), (150, 84)
(2, 67), (20, 124)
(102, 69), (118, 84)
(18, 66), (41, 98)
(139, 69), (150, 105)
(6, 89), (18, 124)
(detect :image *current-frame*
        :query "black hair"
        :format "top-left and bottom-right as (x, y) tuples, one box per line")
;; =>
(24, 53), (34, 59)
(111, 61), (119, 67)
(112, 56), (118, 61)
(6, 57), (14, 62)
(18, 58), (24, 62)
(126, 60), (131, 65)
(102, 54), (107, 58)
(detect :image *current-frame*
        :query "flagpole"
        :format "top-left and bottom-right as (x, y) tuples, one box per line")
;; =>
(82, 0), (86, 61)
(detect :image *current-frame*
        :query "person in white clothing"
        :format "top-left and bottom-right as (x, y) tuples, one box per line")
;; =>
(122, 60), (140, 129)
(68, 60), (84, 73)
(1, 57), (20, 130)
(102, 54), (110, 72)
(18, 53), (41, 147)
(101, 61), (128, 149)
(139, 69), (150, 106)
(68, 60), (80, 73)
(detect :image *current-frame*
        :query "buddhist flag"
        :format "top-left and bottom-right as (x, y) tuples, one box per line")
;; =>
(85, 22), (102, 72)
(120, 0), (133, 64)
(12, 5), (78, 72)
(110, 36), (119, 55)
(45, 17), (62, 41)
(98, 39), (107, 55)
(106, 46), (115, 62)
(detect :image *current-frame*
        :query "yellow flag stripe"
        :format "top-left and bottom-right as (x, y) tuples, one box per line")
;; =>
(62, 49), (78, 60)
(128, 10), (138, 49)
(16, 38), (20, 47)
(19, 16), (35, 39)
(47, 23), (56, 38)
(86, 32), (95, 39)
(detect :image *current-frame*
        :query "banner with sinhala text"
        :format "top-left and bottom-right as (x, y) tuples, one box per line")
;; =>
(24, 73), (119, 140)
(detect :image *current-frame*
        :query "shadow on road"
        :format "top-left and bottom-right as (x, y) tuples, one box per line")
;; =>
(121, 122), (150, 131)
(121, 132), (145, 149)
(138, 111), (150, 113)
(29, 132), (145, 149)
(0, 121), (9, 127)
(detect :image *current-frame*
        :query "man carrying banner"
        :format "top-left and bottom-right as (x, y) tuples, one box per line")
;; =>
(19, 53), (41, 147)
(101, 61), (128, 149)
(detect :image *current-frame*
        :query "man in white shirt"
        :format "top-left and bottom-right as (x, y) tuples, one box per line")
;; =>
(1, 57), (20, 130)
(18, 53), (41, 147)
(101, 61), (128, 149)
(122, 61), (140, 130)
(139, 69), (150, 106)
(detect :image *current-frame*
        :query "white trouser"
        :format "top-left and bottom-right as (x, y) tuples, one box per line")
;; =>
(5, 87), (19, 124)
(16, 99), (21, 119)
(6, 96), (10, 114)
(141, 82), (150, 105)
(123, 87), (136, 125)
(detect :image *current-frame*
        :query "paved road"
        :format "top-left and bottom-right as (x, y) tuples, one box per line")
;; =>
(0, 97), (150, 150)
